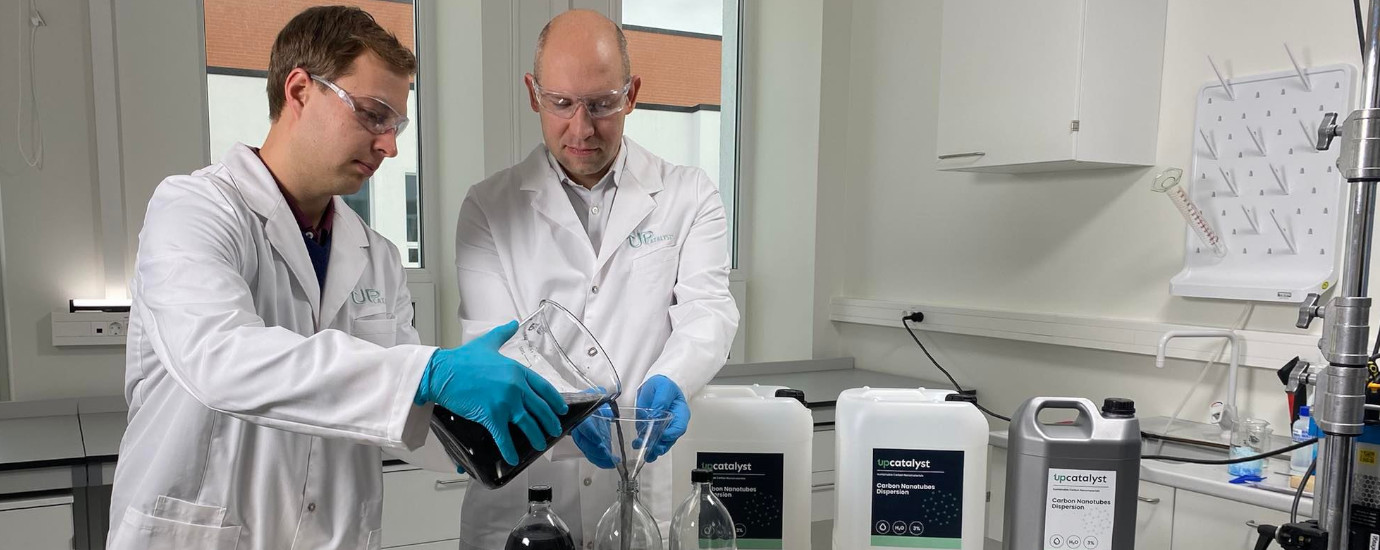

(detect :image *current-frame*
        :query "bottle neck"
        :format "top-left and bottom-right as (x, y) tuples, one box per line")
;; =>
(617, 478), (640, 495)
(529, 501), (553, 514)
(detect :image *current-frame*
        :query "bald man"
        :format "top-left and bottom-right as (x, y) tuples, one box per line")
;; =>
(452, 9), (739, 548)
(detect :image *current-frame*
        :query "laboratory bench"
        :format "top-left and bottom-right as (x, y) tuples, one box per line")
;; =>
(0, 358), (1315, 550)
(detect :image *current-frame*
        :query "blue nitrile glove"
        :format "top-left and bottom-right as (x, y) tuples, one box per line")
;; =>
(415, 321), (569, 468)
(571, 403), (618, 469)
(636, 375), (691, 463)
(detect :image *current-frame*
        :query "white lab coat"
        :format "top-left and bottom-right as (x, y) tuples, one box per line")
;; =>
(107, 143), (437, 550)
(453, 139), (739, 549)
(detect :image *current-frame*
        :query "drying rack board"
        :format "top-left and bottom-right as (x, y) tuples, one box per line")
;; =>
(1171, 64), (1356, 302)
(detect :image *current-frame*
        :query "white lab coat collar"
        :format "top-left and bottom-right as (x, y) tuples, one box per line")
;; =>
(219, 142), (370, 325)
(545, 140), (629, 191)
(518, 139), (663, 272)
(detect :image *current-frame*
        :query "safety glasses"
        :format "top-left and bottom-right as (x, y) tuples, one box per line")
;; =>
(309, 74), (409, 135)
(531, 80), (633, 119)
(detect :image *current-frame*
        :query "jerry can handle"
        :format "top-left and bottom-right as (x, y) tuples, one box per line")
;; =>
(1023, 397), (1099, 440)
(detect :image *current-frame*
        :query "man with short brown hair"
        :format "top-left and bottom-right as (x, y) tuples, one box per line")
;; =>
(107, 7), (567, 549)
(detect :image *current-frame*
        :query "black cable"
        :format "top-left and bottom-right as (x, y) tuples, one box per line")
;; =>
(1143, 437), (1317, 465)
(902, 317), (1011, 422)
(902, 318), (963, 391)
(974, 402), (1012, 423)
(1357, 0), (1367, 58)
(1291, 458), (1316, 524)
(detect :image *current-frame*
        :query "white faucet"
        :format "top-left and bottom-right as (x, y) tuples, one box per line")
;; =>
(1156, 330), (1241, 431)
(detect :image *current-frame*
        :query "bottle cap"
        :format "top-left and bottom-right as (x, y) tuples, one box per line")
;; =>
(1300, 405), (1310, 417)
(528, 485), (553, 503)
(1102, 397), (1136, 418)
(691, 469), (714, 484)
(775, 388), (807, 406)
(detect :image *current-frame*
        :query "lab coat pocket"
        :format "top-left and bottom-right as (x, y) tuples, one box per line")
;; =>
(352, 317), (398, 347)
(365, 528), (383, 550)
(631, 246), (679, 296)
(109, 502), (241, 550)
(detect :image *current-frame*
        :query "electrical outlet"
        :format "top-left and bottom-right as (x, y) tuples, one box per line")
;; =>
(52, 311), (129, 346)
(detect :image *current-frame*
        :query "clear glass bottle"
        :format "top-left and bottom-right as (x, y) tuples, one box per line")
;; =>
(670, 469), (736, 550)
(506, 485), (575, 550)
(591, 406), (672, 550)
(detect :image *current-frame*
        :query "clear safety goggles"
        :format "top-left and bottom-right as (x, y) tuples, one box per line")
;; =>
(310, 74), (410, 135)
(531, 80), (632, 119)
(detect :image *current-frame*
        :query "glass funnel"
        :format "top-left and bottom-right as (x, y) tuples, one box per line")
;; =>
(590, 407), (673, 550)
(429, 300), (623, 489)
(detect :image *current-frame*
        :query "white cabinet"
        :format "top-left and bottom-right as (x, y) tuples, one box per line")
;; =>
(382, 466), (468, 549)
(0, 495), (74, 550)
(1170, 490), (1290, 550)
(935, 0), (1167, 173)
(1134, 481), (1174, 550)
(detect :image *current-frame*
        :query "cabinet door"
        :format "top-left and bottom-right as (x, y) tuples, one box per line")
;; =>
(1171, 490), (1291, 550)
(1135, 482), (1174, 550)
(382, 467), (468, 548)
(0, 499), (73, 550)
(936, 0), (1084, 169)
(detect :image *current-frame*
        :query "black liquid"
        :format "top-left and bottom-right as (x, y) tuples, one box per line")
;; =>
(505, 524), (576, 550)
(430, 392), (606, 489)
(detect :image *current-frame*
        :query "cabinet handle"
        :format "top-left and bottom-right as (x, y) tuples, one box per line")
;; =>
(1137, 496), (1160, 504)
(435, 478), (467, 489)
(811, 482), (835, 490)
(1245, 520), (1259, 528)
(938, 151), (987, 160)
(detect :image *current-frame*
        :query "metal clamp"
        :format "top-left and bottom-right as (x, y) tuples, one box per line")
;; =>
(1320, 296), (1372, 366)
(1336, 109), (1380, 180)
(1298, 293), (1324, 329)
(1318, 112), (1341, 151)
(1137, 496), (1161, 504)
(937, 152), (987, 160)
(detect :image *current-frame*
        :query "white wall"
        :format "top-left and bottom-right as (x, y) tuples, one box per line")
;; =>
(801, 0), (1367, 431)
(737, 0), (826, 361)
(623, 108), (721, 183)
(434, 0), (489, 349)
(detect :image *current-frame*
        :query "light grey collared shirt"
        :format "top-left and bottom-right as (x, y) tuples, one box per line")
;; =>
(547, 141), (629, 255)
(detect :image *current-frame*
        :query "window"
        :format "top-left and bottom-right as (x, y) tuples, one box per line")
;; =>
(201, 0), (424, 268)
(621, 0), (742, 267)
(405, 173), (420, 265)
(342, 178), (372, 224)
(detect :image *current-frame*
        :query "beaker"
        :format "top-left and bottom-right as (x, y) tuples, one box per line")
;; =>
(589, 407), (673, 550)
(430, 300), (623, 489)
(1227, 418), (1272, 477)
(1151, 167), (1229, 258)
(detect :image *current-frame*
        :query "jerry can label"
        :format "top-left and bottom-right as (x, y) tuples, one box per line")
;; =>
(870, 449), (964, 549)
(697, 452), (785, 548)
(1043, 469), (1116, 550)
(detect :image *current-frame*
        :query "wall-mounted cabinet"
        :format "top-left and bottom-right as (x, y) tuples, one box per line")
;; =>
(936, 0), (1168, 173)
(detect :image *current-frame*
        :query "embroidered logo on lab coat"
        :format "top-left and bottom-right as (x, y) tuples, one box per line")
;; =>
(627, 230), (676, 249)
(351, 288), (384, 304)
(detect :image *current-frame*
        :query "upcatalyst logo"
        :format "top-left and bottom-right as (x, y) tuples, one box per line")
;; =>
(876, 458), (932, 469)
(1052, 473), (1109, 485)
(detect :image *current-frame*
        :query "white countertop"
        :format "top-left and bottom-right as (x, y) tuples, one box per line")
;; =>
(989, 429), (1313, 515)
(0, 398), (126, 467)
